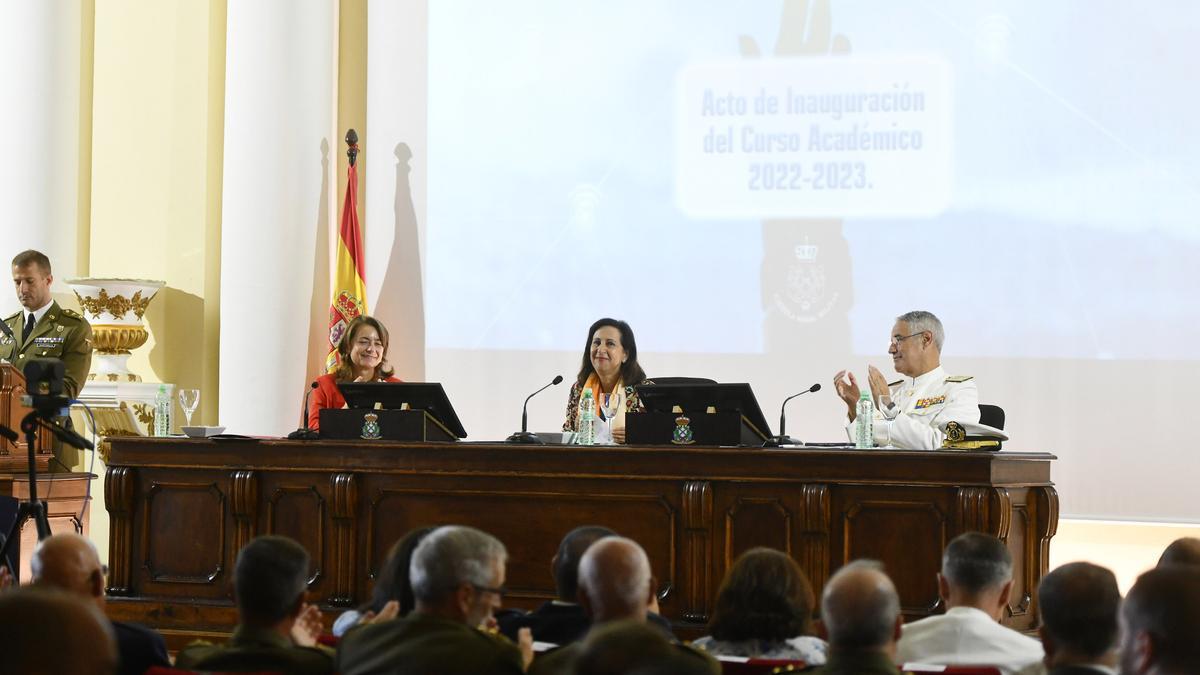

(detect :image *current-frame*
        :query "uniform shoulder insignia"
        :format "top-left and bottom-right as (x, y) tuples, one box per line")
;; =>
(61, 308), (84, 319)
(944, 375), (974, 383)
(3, 311), (19, 322)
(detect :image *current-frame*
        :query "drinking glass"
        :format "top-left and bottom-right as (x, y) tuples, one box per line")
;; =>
(598, 393), (621, 444)
(178, 389), (200, 427)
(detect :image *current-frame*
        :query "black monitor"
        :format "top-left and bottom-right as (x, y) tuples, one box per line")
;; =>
(634, 382), (772, 439)
(336, 382), (468, 439)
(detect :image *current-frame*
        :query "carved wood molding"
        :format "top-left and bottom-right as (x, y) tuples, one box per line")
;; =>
(681, 480), (713, 623)
(844, 499), (947, 614)
(797, 484), (831, 592)
(141, 482), (225, 584)
(955, 486), (1012, 539)
(104, 466), (136, 595)
(330, 473), (358, 606)
(267, 485), (326, 587)
(1033, 485), (1060, 576)
(230, 470), (258, 554)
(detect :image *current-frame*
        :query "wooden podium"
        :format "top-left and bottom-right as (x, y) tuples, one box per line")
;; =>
(0, 363), (92, 581)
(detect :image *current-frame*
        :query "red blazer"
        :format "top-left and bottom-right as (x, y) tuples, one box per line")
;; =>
(308, 372), (403, 430)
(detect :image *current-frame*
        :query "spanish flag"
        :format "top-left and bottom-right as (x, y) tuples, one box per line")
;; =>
(326, 134), (367, 372)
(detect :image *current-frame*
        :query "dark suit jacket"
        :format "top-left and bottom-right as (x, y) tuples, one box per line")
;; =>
(112, 620), (169, 675)
(337, 612), (524, 675)
(174, 624), (334, 675)
(497, 601), (676, 645)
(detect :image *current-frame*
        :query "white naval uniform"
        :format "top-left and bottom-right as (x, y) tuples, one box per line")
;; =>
(844, 365), (979, 450)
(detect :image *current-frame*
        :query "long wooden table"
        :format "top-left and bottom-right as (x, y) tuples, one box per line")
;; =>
(104, 438), (1056, 646)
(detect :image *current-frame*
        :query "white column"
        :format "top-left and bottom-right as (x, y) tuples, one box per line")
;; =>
(0, 1), (82, 314)
(220, 0), (337, 435)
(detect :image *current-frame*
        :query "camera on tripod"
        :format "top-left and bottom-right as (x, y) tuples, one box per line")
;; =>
(20, 358), (70, 417)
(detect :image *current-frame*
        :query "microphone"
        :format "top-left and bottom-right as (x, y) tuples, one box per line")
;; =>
(287, 381), (320, 440)
(506, 375), (564, 444)
(0, 318), (15, 344)
(762, 383), (821, 447)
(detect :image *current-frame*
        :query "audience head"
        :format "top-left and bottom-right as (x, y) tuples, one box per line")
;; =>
(939, 532), (1014, 618)
(553, 525), (617, 602)
(708, 547), (815, 643)
(1157, 537), (1200, 568)
(1037, 562), (1120, 667)
(366, 526), (436, 616)
(1120, 565), (1200, 675)
(410, 525), (508, 626)
(30, 533), (106, 606)
(820, 560), (902, 655)
(0, 586), (117, 675)
(575, 318), (647, 388)
(234, 535), (311, 628)
(574, 620), (678, 675)
(577, 536), (654, 623)
(335, 315), (395, 381)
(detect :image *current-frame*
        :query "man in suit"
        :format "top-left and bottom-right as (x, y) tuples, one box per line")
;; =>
(337, 525), (526, 675)
(810, 560), (903, 675)
(3, 250), (93, 399)
(175, 535), (334, 674)
(896, 532), (1043, 673)
(31, 533), (169, 675)
(0, 585), (118, 675)
(1032, 562), (1121, 675)
(1119, 565), (1200, 675)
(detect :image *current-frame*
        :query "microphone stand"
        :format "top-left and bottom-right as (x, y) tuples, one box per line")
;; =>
(763, 383), (821, 447)
(507, 376), (563, 444)
(287, 381), (320, 440)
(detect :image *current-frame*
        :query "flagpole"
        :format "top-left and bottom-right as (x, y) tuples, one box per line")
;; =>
(346, 128), (359, 167)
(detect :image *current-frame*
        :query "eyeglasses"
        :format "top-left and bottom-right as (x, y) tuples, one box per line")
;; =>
(470, 583), (507, 598)
(889, 331), (926, 347)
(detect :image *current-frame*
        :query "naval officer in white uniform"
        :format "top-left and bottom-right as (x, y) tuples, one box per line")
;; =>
(833, 310), (979, 450)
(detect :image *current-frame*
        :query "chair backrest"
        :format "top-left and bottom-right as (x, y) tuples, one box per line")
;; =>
(978, 403), (1005, 430)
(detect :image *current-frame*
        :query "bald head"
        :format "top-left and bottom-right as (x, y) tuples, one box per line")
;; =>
(821, 560), (902, 654)
(31, 533), (105, 606)
(1158, 537), (1200, 568)
(0, 586), (117, 675)
(578, 536), (653, 623)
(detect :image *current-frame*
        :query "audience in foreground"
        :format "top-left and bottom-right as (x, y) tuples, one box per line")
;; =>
(1022, 562), (1121, 675)
(175, 535), (334, 674)
(575, 620), (715, 675)
(692, 546), (827, 665)
(0, 586), (118, 675)
(1155, 537), (1200, 568)
(896, 532), (1043, 673)
(529, 536), (717, 675)
(811, 559), (903, 675)
(1118, 565), (1200, 675)
(337, 525), (528, 675)
(31, 533), (169, 675)
(333, 525), (435, 636)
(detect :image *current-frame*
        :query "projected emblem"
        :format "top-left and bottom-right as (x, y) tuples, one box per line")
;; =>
(773, 238), (838, 323)
(671, 416), (695, 445)
(361, 412), (382, 440)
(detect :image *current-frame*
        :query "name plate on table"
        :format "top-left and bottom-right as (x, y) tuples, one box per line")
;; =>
(318, 409), (456, 443)
(625, 411), (767, 447)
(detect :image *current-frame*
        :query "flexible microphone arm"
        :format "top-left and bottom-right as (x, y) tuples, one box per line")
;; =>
(764, 383), (821, 447)
(508, 375), (564, 444)
(287, 381), (320, 440)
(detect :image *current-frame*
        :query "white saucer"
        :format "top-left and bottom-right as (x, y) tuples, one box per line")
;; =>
(182, 426), (225, 438)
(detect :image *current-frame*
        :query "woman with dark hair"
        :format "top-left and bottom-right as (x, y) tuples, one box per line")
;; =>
(562, 318), (649, 444)
(692, 547), (827, 664)
(332, 526), (436, 636)
(309, 315), (402, 431)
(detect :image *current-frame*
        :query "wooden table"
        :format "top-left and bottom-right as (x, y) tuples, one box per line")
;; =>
(103, 438), (1056, 645)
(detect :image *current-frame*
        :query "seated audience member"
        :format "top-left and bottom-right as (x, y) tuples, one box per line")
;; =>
(896, 532), (1043, 673)
(31, 533), (169, 675)
(529, 536), (718, 675)
(333, 525), (435, 636)
(575, 620), (715, 675)
(563, 318), (650, 444)
(692, 547), (827, 664)
(1022, 562), (1120, 675)
(833, 310), (979, 449)
(175, 535), (333, 674)
(498, 525), (674, 645)
(1156, 537), (1200, 568)
(309, 315), (402, 430)
(1119, 565), (1200, 675)
(811, 560), (903, 675)
(0, 586), (118, 675)
(337, 525), (526, 675)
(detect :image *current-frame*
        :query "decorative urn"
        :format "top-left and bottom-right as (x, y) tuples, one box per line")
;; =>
(67, 278), (165, 382)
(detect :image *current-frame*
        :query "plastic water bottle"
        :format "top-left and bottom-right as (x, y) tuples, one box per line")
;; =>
(854, 390), (874, 449)
(154, 384), (172, 437)
(578, 389), (596, 446)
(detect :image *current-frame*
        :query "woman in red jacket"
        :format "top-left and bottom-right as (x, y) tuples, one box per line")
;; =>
(309, 315), (402, 430)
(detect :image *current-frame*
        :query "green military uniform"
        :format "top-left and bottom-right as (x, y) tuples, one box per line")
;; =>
(337, 612), (525, 675)
(174, 623), (335, 675)
(808, 650), (900, 675)
(529, 631), (720, 675)
(1, 301), (93, 400)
